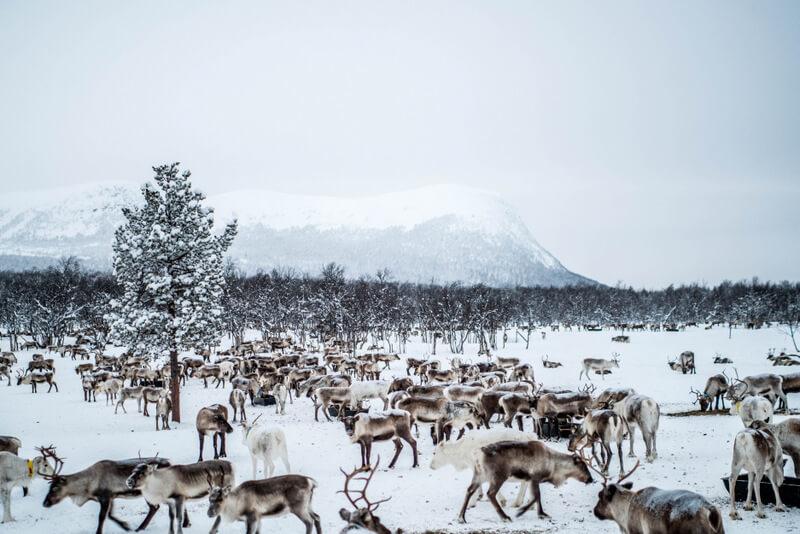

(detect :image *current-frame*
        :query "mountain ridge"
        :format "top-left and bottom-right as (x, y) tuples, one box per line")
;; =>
(0, 182), (595, 287)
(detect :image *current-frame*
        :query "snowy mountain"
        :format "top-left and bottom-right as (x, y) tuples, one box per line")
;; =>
(0, 182), (593, 287)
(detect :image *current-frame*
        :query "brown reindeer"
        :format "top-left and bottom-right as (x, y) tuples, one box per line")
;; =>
(342, 410), (418, 468)
(16, 370), (58, 393)
(458, 440), (593, 523)
(43, 453), (172, 534)
(196, 404), (234, 461)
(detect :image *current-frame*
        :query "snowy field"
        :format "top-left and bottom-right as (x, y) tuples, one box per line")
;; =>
(2, 326), (800, 534)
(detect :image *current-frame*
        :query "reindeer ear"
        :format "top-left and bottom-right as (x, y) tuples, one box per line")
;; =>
(621, 482), (634, 490)
(339, 508), (352, 521)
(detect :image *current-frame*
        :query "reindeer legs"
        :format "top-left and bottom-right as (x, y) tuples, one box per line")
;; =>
(134, 503), (160, 531)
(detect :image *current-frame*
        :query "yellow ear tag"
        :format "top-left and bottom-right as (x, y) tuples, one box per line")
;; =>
(98, 386), (102, 392)
(28, 459), (34, 477)
(736, 402), (741, 413)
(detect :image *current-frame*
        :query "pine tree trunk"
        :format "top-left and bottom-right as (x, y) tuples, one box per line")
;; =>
(170, 349), (181, 422)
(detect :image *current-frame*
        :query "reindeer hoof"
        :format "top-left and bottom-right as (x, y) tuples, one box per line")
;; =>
(776, 506), (786, 513)
(500, 516), (512, 523)
(538, 513), (550, 519)
(457, 517), (467, 524)
(627, 453), (636, 458)
(757, 511), (766, 519)
(730, 512), (741, 520)
(743, 503), (753, 511)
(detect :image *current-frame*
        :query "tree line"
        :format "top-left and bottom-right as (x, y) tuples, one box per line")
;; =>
(1, 259), (798, 353)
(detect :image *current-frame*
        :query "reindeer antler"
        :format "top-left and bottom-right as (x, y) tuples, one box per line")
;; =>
(617, 460), (640, 484)
(578, 444), (608, 486)
(36, 445), (64, 479)
(338, 456), (391, 512)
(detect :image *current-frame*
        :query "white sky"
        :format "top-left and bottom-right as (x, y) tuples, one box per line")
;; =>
(1, 1), (798, 287)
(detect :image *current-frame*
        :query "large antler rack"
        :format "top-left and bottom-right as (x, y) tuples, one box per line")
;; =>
(36, 444), (64, 479)
(578, 444), (639, 487)
(338, 456), (391, 512)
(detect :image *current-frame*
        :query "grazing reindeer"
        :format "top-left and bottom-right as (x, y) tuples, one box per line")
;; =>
(342, 410), (419, 468)
(16, 370), (58, 393)
(541, 354), (562, 368)
(750, 419), (800, 476)
(196, 404), (234, 461)
(695, 373), (728, 411)
(241, 416), (291, 479)
(586, 452), (723, 534)
(568, 410), (626, 475)
(229, 388), (247, 423)
(0, 446), (56, 522)
(126, 458), (233, 534)
(667, 357), (682, 372)
(679, 350), (696, 374)
(338, 458), (392, 534)
(579, 355), (620, 381)
(614, 394), (659, 462)
(458, 440), (593, 523)
(430, 428), (536, 510)
(207, 473), (322, 534)
(43, 455), (170, 534)
(728, 425), (785, 519)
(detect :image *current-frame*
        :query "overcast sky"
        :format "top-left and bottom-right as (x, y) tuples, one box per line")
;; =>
(1, 1), (798, 288)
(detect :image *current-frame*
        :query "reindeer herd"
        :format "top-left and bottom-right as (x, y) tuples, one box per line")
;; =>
(1, 336), (800, 533)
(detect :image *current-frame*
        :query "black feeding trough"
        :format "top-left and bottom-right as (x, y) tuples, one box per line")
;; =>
(722, 475), (800, 508)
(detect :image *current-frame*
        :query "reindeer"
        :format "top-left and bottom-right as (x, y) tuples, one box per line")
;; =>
(750, 418), (800, 477)
(728, 425), (785, 519)
(141, 387), (168, 417)
(692, 373), (728, 411)
(568, 410), (626, 475)
(679, 350), (696, 374)
(342, 410), (418, 468)
(156, 396), (172, 430)
(541, 354), (562, 368)
(43, 455), (171, 534)
(593, 387), (635, 409)
(338, 458), (392, 534)
(613, 394), (659, 462)
(587, 451), (723, 533)
(510, 363), (534, 382)
(240, 416), (291, 479)
(196, 404), (234, 461)
(126, 458), (233, 534)
(579, 355), (620, 381)
(114, 386), (144, 414)
(430, 428), (537, 510)
(731, 395), (773, 427)
(0, 446), (56, 522)
(229, 388), (247, 423)
(273, 381), (289, 415)
(726, 370), (788, 413)
(535, 388), (594, 437)
(458, 440), (593, 523)
(499, 393), (537, 431)
(667, 357), (682, 372)
(714, 354), (734, 364)
(0, 365), (11, 386)
(16, 369), (58, 393)
(207, 473), (322, 534)
(98, 378), (123, 406)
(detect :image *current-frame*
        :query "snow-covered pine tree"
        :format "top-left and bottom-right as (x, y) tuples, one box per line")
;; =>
(108, 163), (237, 422)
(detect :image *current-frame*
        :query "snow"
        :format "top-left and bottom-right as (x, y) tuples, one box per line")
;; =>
(4, 326), (797, 533)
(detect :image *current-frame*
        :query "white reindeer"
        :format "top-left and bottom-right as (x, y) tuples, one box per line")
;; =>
(0, 448), (56, 522)
(240, 418), (291, 479)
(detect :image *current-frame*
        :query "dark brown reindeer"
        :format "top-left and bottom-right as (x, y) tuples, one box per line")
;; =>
(338, 457), (392, 534)
(586, 450), (724, 533)
(43, 452), (172, 534)
(196, 404), (234, 461)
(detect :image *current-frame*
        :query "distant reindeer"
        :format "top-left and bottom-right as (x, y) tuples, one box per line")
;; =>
(541, 354), (562, 368)
(579, 355), (620, 381)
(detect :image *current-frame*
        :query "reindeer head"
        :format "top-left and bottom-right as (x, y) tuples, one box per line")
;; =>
(579, 446), (640, 521)
(338, 457), (391, 534)
(689, 387), (709, 411)
(40, 446), (67, 508)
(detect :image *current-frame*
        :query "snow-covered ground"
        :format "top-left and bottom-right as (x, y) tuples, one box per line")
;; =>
(1, 326), (799, 533)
